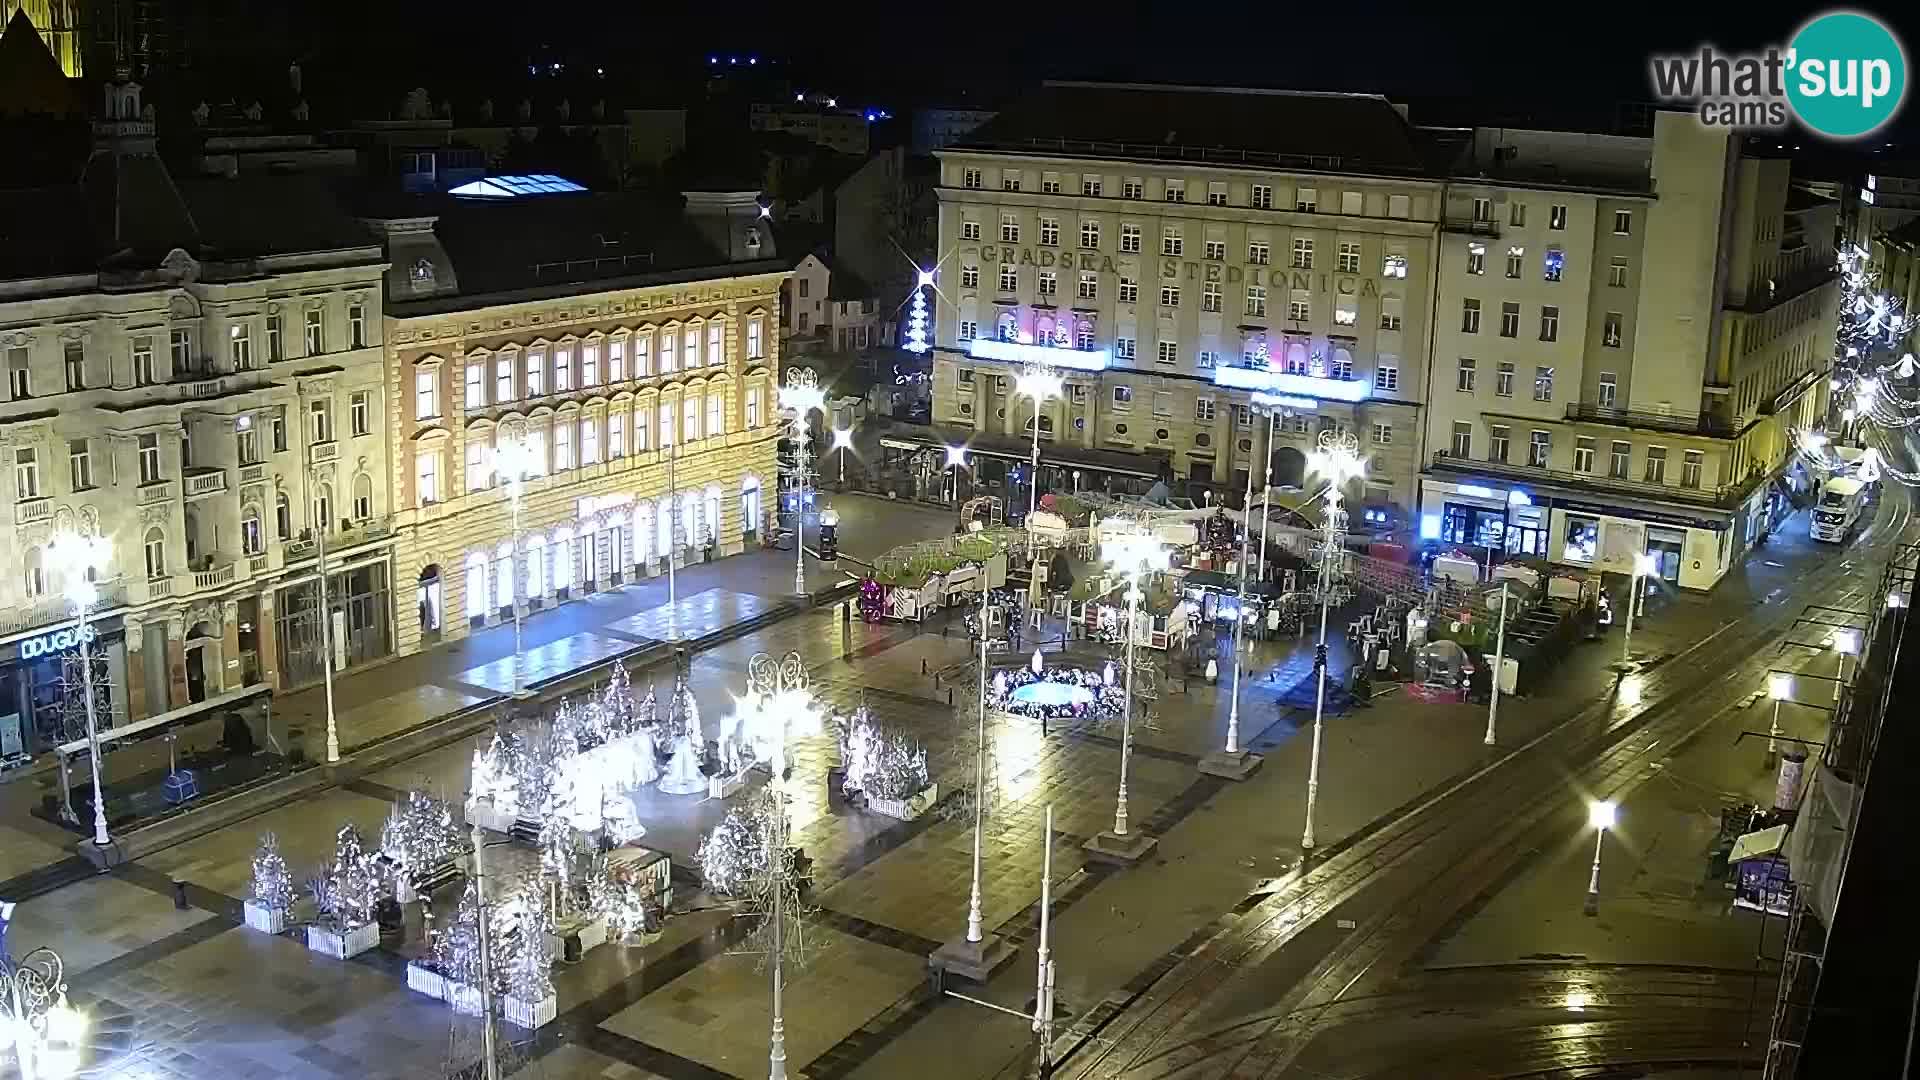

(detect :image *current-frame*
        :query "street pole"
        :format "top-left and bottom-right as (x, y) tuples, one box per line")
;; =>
(470, 823), (500, 1080)
(1033, 803), (1056, 1074)
(76, 602), (107, 847)
(1621, 564), (1640, 667)
(316, 465), (339, 764)
(1585, 825), (1605, 914)
(1256, 410), (1278, 581)
(794, 410), (808, 597)
(667, 441), (678, 624)
(1767, 697), (1782, 766)
(1224, 452), (1256, 755)
(509, 476), (523, 696)
(1484, 583), (1508, 746)
(1115, 575), (1138, 837)
(1301, 525), (1332, 851)
(769, 769), (789, 1080)
(966, 565), (989, 943)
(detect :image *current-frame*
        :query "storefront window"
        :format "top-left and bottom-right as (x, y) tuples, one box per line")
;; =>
(1442, 503), (1505, 548)
(1562, 516), (1599, 563)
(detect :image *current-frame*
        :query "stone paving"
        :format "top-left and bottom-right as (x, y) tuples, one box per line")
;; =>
(0, 500), (1871, 1080)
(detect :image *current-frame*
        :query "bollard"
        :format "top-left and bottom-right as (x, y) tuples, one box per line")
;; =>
(173, 880), (190, 910)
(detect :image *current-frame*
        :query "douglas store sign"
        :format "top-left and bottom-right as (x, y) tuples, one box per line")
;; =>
(19, 624), (97, 660)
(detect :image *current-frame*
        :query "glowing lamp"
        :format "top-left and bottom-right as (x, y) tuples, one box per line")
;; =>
(944, 445), (969, 469)
(1768, 673), (1793, 700)
(1031, 649), (1043, 675)
(1633, 553), (1658, 577)
(1833, 628), (1860, 656)
(1588, 800), (1617, 831)
(832, 427), (854, 451)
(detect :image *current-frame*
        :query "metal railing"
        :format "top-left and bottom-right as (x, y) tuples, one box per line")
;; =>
(184, 469), (228, 497)
(1441, 216), (1500, 236)
(1564, 401), (1739, 437)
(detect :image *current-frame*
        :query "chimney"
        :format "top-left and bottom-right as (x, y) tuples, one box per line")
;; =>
(681, 190), (775, 263)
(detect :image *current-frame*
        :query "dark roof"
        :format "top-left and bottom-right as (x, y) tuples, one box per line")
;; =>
(1784, 185), (1837, 213)
(955, 82), (1435, 177)
(0, 10), (78, 118)
(826, 261), (871, 301)
(1883, 214), (1920, 251)
(0, 185), (91, 277)
(177, 174), (379, 258)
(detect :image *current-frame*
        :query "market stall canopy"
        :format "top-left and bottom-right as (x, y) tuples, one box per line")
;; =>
(1729, 824), (1790, 865)
(1181, 568), (1284, 598)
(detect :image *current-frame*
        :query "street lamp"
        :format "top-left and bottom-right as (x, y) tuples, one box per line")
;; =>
(487, 435), (542, 697)
(1301, 431), (1366, 852)
(1249, 393), (1295, 584)
(1014, 364), (1063, 526)
(780, 369), (827, 597)
(943, 444), (969, 510)
(1767, 672), (1793, 766)
(1201, 411), (1266, 779)
(1621, 552), (1658, 667)
(1483, 581), (1510, 747)
(0, 940), (87, 1080)
(46, 531), (112, 848)
(1089, 527), (1170, 863)
(1832, 627), (1860, 702)
(831, 426), (854, 484)
(733, 652), (824, 1080)
(1583, 799), (1617, 916)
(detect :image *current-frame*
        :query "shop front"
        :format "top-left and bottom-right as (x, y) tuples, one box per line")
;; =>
(275, 555), (394, 689)
(0, 616), (131, 764)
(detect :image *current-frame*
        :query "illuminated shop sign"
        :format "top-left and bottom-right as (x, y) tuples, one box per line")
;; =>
(1212, 364), (1372, 402)
(967, 339), (1111, 371)
(20, 624), (98, 660)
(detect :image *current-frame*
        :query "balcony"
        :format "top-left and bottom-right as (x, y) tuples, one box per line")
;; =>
(239, 463), (267, 485)
(0, 580), (130, 636)
(184, 468), (229, 499)
(15, 498), (51, 526)
(191, 561), (237, 591)
(1442, 216), (1500, 238)
(1429, 450), (1738, 507)
(283, 515), (395, 564)
(309, 440), (339, 465)
(137, 481), (175, 505)
(1564, 402), (1738, 439)
(1212, 359), (1370, 403)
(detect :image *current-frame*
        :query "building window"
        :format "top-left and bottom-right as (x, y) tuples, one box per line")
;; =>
(1550, 204), (1568, 230)
(496, 357), (515, 402)
(1118, 276), (1138, 304)
(304, 309), (324, 354)
(1510, 201), (1527, 227)
(583, 342), (601, 385)
(999, 265), (1019, 292)
(528, 349), (548, 394)
(1288, 291), (1310, 321)
(1162, 228), (1183, 256)
(581, 417), (600, 464)
(1382, 251), (1407, 278)
(1496, 362), (1515, 397)
(415, 369), (438, 419)
(962, 220), (981, 241)
(349, 303), (367, 348)
(1197, 350), (1219, 369)
(1207, 181), (1228, 206)
(1156, 341), (1177, 365)
(68, 438), (91, 489)
(272, 406), (287, 452)
(5, 349), (28, 399)
(219, 325), (249, 373)
(144, 528), (166, 579)
(170, 328), (193, 374)
(1380, 296), (1403, 330)
(960, 264), (979, 289)
(660, 405), (675, 447)
(1295, 187), (1317, 212)
(12, 448), (37, 499)
(1540, 305), (1559, 341)
(1251, 184), (1273, 209)
(417, 448), (440, 503)
(609, 412), (627, 458)
(1152, 391), (1172, 418)
(1202, 240), (1225, 261)
(1039, 271), (1057, 296)
(608, 339), (625, 381)
(465, 362), (485, 407)
(1337, 190), (1362, 215)
(1042, 175), (1061, 195)
(1529, 430), (1551, 467)
(556, 346), (574, 390)
(1466, 243), (1486, 275)
(1644, 445), (1667, 483)
(138, 433), (161, 483)
(1488, 425), (1511, 462)
(1080, 220), (1100, 248)
(1500, 302), (1520, 337)
(1682, 450), (1704, 489)
(1124, 179), (1143, 199)
(1505, 246), (1524, 278)
(1534, 365), (1555, 401)
(1113, 385), (1134, 407)
(963, 168), (982, 189)
(310, 397), (332, 443)
(1001, 214), (1020, 243)
(1078, 273), (1098, 300)
(466, 441), (489, 491)
(1116, 336), (1136, 360)
(958, 320), (977, 341)
(1160, 284), (1180, 307)
(1609, 441), (1631, 479)
(749, 317), (767, 359)
(1598, 371), (1618, 408)
(1451, 421), (1473, 457)
(1338, 242), (1360, 273)
(1472, 197), (1493, 223)
(1292, 238), (1313, 269)
(1002, 172), (1021, 192)
(1457, 357), (1477, 392)
(1542, 248), (1566, 282)
(553, 420), (574, 469)
(1082, 177), (1102, 197)
(133, 336), (157, 385)
(352, 390), (371, 436)
(1164, 179), (1185, 202)
(634, 406), (652, 450)
(1603, 312), (1623, 347)
(242, 508), (264, 555)
(1608, 257), (1629, 288)
(1372, 422), (1393, 445)
(1375, 361), (1399, 392)
(1334, 298), (1357, 326)
(1195, 398), (1215, 422)
(1202, 281), (1222, 312)
(1246, 285), (1267, 317)
(1040, 217), (1059, 246)
(1461, 298), (1481, 333)
(1613, 209), (1632, 235)
(1248, 241), (1270, 265)
(276, 492), (292, 539)
(265, 316), (283, 362)
(1120, 224), (1141, 253)
(1573, 437), (1595, 472)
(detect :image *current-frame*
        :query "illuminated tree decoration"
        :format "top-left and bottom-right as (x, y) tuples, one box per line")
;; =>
(323, 824), (383, 929)
(904, 270), (933, 355)
(251, 831), (296, 913)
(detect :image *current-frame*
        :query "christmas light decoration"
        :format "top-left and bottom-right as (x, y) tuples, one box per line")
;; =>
(904, 268), (933, 354)
(250, 832), (296, 913)
(381, 791), (466, 881)
(696, 796), (775, 896)
(323, 824), (383, 930)
(838, 706), (931, 801)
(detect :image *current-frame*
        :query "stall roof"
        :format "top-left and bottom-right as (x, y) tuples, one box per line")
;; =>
(878, 424), (1170, 480)
(1730, 824), (1790, 864)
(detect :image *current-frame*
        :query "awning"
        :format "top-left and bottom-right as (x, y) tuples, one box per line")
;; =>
(59, 682), (273, 756)
(1729, 824), (1789, 864)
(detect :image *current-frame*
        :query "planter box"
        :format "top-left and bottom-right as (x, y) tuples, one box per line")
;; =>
(466, 800), (516, 834)
(394, 877), (418, 905)
(708, 772), (747, 800)
(406, 961), (447, 1001)
(306, 920), (379, 960)
(866, 783), (939, 822)
(242, 898), (287, 935)
(550, 914), (609, 961)
(505, 992), (557, 1030)
(446, 982), (484, 1016)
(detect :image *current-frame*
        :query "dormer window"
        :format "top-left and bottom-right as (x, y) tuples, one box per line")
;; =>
(745, 227), (762, 251)
(409, 258), (436, 288)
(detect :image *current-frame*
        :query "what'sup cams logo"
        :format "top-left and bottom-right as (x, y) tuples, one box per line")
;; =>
(1649, 10), (1908, 138)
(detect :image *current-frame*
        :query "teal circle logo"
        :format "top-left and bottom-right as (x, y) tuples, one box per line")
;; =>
(1787, 11), (1908, 138)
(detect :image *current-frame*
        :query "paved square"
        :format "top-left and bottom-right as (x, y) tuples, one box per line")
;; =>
(455, 631), (640, 692)
(604, 587), (776, 643)
(599, 924), (926, 1077)
(9, 874), (207, 978)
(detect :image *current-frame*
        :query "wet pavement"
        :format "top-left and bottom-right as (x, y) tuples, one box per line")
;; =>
(0, 494), (1893, 1080)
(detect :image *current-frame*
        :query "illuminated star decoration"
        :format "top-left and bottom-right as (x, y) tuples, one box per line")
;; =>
(904, 267), (933, 355)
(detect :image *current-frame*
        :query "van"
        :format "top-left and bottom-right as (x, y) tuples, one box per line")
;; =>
(1811, 476), (1865, 543)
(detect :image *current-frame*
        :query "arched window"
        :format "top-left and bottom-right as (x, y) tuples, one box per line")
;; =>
(997, 312), (1018, 341)
(493, 542), (513, 610)
(275, 492), (292, 540)
(525, 533), (546, 598)
(312, 481), (333, 535)
(143, 527), (166, 579)
(740, 475), (762, 539)
(22, 546), (44, 599)
(352, 473), (374, 520)
(241, 505), (264, 555)
(554, 527), (576, 590)
(1285, 341), (1309, 375)
(705, 486), (723, 548)
(465, 550), (488, 618)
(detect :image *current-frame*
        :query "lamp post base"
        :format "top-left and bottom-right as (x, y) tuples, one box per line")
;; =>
(1583, 891), (1600, 917)
(1198, 749), (1264, 781)
(1083, 830), (1158, 867)
(928, 933), (1017, 983)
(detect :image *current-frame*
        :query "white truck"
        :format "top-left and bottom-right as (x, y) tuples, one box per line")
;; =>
(1811, 476), (1866, 543)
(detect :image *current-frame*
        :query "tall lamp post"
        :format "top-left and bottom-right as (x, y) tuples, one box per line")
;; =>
(1085, 527), (1170, 866)
(1766, 672), (1793, 766)
(1248, 393), (1294, 583)
(0, 940), (88, 1080)
(831, 426), (854, 485)
(297, 383), (342, 764)
(1200, 422), (1265, 780)
(1483, 581), (1510, 746)
(1620, 552), (1657, 668)
(734, 652), (825, 1080)
(780, 369), (826, 597)
(487, 434), (542, 697)
(1583, 799), (1617, 916)
(943, 444), (969, 514)
(1014, 364), (1063, 525)
(1300, 431), (1366, 852)
(1832, 628), (1859, 702)
(47, 532), (113, 848)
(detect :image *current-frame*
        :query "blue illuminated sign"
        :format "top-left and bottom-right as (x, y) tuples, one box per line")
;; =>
(20, 624), (96, 660)
(968, 339), (1111, 371)
(1212, 365), (1372, 402)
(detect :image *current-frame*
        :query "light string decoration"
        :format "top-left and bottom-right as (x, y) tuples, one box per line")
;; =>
(0, 944), (86, 1080)
(837, 705), (931, 802)
(380, 791), (467, 885)
(1815, 242), (1920, 488)
(903, 267), (933, 354)
(250, 831), (296, 914)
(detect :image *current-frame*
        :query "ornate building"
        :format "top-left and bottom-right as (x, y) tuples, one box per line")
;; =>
(363, 185), (787, 658)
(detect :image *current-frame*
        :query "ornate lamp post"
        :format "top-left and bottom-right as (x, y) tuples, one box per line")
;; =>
(1583, 800), (1617, 916)
(46, 532), (112, 848)
(1620, 552), (1658, 669)
(831, 426), (854, 484)
(1201, 397), (1285, 780)
(1248, 393), (1295, 584)
(0, 940), (88, 1080)
(1301, 430), (1366, 853)
(1014, 364), (1063, 525)
(1085, 527), (1170, 866)
(1483, 581), (1510, 746)
(780, 369), (826, 597)
(487, 434), (543, 697)
(733, 652), (824, 1080)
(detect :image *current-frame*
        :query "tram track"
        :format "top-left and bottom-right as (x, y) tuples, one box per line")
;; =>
(1050, 487), (1912, 1079)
